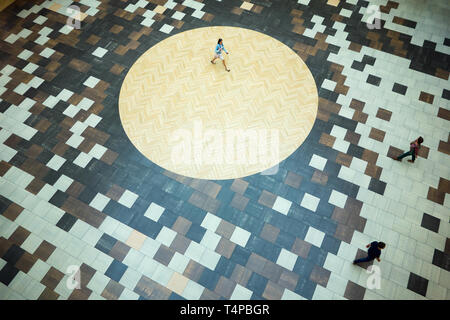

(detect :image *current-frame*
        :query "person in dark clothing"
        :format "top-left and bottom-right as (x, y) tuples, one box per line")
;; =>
(395, 136), (423, 163)
(353, 241), (386, 264)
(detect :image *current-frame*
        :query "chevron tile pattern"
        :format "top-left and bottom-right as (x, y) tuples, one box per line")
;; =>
(119, 26), (318, 180)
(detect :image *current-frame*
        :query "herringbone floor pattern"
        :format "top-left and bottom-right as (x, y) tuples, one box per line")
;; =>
(119, 26), (318, 179)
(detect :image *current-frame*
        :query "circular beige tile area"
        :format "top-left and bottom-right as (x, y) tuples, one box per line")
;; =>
(119, 26), (318, 180)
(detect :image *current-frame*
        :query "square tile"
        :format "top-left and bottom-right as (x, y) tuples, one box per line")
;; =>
(300, 193), (320, 212)
(83, 76), (100, 88)
(118, 190), (138, 208)
(329, 190), (348, 209)
(272, 196), (292, 215)
(230, 226), (251, 248)
(304, 227), (325, 248)
(92, 47), (108, 58)
(276, 248), (298, 271)
(46, 155), (66, 171)
(309, 154), (327, 171)
(90, 193), (110, 212)
(144, 203), (165, 221)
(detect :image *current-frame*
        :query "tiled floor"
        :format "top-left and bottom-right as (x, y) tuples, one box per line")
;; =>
(0, 0), (449, 300)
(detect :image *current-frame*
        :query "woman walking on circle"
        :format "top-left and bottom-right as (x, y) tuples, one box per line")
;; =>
(211, 38), (230, 72)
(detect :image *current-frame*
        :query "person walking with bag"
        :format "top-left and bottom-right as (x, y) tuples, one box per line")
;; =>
(211, 38), (230, 72)
(394, 136), (424, 163)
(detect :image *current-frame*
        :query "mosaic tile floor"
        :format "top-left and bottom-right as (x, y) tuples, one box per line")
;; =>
(0, 0), (449, 300)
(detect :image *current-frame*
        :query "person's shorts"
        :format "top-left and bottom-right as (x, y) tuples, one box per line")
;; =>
(214, 52), (224, 60)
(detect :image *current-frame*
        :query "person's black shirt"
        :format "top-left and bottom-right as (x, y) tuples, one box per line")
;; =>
(368, 241), (381, 259)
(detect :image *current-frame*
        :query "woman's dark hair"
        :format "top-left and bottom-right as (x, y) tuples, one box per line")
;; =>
(378, 242), (386, 249)
(418, 136), (424, 144)
(218, 38), (222, 44)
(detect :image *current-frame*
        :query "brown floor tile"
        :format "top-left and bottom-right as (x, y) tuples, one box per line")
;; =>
(437, 107), (450, 121)
(100, 149), (119, 165)
(230, 178), (249, 194)
(376, 107), (392, 121)
(65, 181), (85, 198)
(203, 181), (222, 199)
(438, 177), (450, 194)
(25, 178), (46, 195)
(438, 140), (450, 156)
(344, 131), (361, 145)
(349, 98), (365, 111)
(9, 226), (31, 246)
(38, 287), (59, 300)
(215, 220), (236, 239)
(214, 276), (236, 299)
(200, 288), (220, 300)
(319, 132), (336, 147)
(183, 260), (205, 282)
(260, 261), (283, 283)
(246, 253), (267, 273)
(369, 127), (386, 142)
(61, 196), (106, 228)
(188, 190), (208, 209)
(262, 280), (284, 300)
(291, 238), (312, 258)
(171, 216), (192, 235)
(419, 91), (434, 104)
(277, 269), (299, 291)
(0, 160), (12, 176)
(258, 190), (277, 208)
(170, 234), (191, 255)
(215, 237), (236, 259)
(0, 238), (13, 257)
(365, 163), (382, 179)
(79, 263), (96, 288)
(427, 187), (445, 205)
(387, 145), (404, 159)
(344, 280), (366, 300)
(153, 245), (175, 266)
(109, 241), (131, 262)
(284, 171), (302, 189)
(34, 240), (56, 261)
(15, 251), (37, 273)
(310, 265), (331, 287)
(344, 197), (363, 215)
(41, 267), (65, 290)
(134, 275), (156, 299)
(331, 207), (350, 224)
(352, 110), (368, 124)
(347, 214), (366, 233)
(336, 152), (352, 167)
(2, 203), (23, 222)
(335, 224), (354, 243)
(230, 264), (252, 287)
(101, 279), (125, 300)
(68, 287), (92, 300)
(311, 170), (328, 185)
(260, 223), (280, 243)
(362, 149), (379, 164)
(230, 193), (249, 211)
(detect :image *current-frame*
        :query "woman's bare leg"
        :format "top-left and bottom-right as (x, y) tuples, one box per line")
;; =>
(222, 59), (230, 71)
(211, 57), (217, 64)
